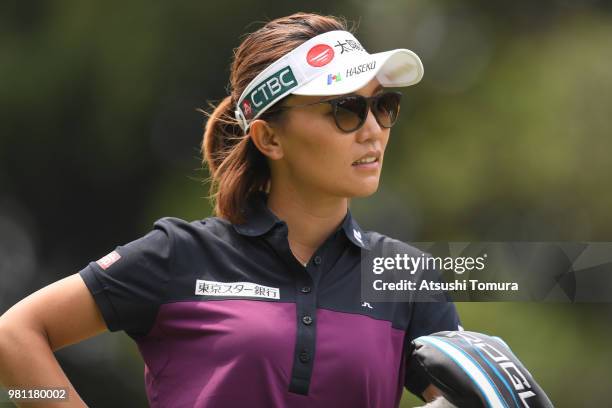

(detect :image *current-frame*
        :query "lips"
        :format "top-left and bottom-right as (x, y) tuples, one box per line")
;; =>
(352, 151), (381, 166)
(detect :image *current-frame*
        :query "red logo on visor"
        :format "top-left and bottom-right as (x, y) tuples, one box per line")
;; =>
(242, 100), (253, 119)
(306, 44), (334, 67)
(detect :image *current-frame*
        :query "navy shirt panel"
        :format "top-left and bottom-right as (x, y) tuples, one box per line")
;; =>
(79, 218), (174, 338)
(364, 231), (463, 396)
(168, 217), (299, 303)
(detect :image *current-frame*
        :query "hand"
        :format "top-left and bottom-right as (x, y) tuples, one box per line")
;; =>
(416, 396), (458, 408)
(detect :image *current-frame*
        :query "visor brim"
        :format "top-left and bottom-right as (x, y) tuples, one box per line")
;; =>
(292, 48), (423, 96)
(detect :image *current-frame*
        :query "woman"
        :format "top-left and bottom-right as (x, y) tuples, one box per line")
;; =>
(0, 12), (460, 408)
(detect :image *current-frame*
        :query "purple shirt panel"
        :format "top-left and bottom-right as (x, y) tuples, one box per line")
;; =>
(136, 299), (406, 408)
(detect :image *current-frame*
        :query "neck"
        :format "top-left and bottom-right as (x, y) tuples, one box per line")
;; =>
(266, 183), (348, 264)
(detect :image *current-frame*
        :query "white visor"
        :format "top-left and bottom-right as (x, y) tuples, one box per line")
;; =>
(234, 30), (423, 133)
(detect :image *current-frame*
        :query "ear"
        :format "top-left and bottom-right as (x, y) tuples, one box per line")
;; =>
(249, 119), (284, 161)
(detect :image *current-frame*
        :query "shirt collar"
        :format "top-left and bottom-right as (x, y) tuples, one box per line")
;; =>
(232, 191), (370, 250)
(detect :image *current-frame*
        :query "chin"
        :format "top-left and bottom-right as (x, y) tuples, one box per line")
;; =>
(346, 182), (380, 198)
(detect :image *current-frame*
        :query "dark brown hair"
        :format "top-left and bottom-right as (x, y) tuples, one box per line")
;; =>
(201, 12), (355, 224)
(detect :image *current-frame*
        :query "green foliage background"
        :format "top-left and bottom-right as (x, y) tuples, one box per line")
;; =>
(1, 1), (611, 406)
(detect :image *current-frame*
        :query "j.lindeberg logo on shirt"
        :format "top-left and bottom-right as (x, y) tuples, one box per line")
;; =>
(195, 279), (280, 300)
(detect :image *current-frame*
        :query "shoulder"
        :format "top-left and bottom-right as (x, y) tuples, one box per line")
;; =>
(365, 230), (426, 257)
(151, 215), (236, 247)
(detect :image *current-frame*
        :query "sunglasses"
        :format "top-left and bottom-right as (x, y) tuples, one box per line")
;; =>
(267, 91), (402, 133)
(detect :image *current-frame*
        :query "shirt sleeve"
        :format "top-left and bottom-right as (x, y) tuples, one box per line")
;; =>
(403, 268), (462, 398)
(78, 218), (174, 338)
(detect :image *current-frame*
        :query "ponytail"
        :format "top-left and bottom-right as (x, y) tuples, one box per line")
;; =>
(201, 96), (269, 225)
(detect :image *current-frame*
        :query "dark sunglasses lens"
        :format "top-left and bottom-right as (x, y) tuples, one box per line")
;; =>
(374, 92), (401, 128)
(334, 96), (367, 132)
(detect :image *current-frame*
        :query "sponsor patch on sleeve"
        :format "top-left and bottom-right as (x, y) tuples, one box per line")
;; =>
(96, 250), (121, 270)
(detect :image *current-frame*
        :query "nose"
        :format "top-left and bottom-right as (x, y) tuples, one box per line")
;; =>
(355, 106), (385, 143)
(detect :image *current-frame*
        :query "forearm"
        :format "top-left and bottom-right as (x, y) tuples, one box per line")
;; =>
(0, 323), (87, 408)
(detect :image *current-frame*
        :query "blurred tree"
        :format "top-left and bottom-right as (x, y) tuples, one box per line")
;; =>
(1, 1), (611, 406)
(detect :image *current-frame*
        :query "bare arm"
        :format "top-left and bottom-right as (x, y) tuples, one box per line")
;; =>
(0, 273), (108, 407)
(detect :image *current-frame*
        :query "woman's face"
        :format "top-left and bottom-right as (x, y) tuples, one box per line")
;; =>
(266, 78), (391, 199)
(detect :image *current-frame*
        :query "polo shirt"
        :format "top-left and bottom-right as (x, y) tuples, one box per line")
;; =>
(79, 191), (461, 408)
